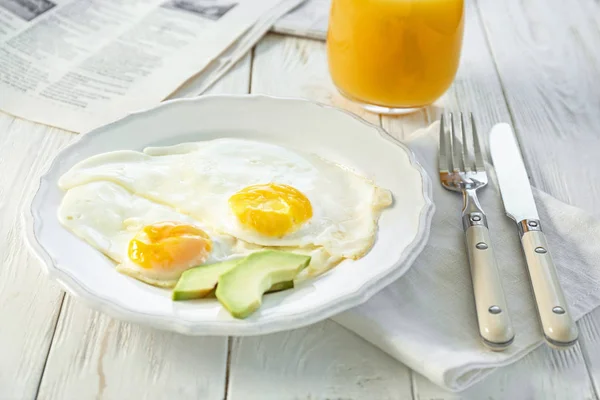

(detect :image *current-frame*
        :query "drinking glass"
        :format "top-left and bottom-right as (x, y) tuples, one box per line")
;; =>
(327, 0), (465, 114)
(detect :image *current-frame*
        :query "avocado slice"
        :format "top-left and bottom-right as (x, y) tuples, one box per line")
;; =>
(195, 280), (294, 299)
(216, 250), (310, 319)
(266, 280), (294, 293)
(172, 258), (243, 301)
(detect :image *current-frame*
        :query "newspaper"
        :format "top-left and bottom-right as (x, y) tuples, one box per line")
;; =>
(0, 0), (305, 132)
(272, 0), (328, 40)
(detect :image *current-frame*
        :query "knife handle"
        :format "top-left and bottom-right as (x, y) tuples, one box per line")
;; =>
(465, 221), (515, 350)
(519, 220), (578, 348)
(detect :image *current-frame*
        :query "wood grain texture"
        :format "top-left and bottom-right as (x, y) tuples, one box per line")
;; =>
(33, 54), (252, 400)
(223, 33), (413, 400)
(172, 51), (253, 98)
(250, 33), (380, 125)
(36, 297), (229, 400)
(476, 0), (600, 215)
(228, 320), (413, 400)
(577, 306), (600, 398)
(0, 114), (74, 399)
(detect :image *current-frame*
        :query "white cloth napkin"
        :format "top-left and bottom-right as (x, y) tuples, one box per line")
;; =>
(332, 123), (600, 392)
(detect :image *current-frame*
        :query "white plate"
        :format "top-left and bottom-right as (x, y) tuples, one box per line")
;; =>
(24, 95), (435, 336)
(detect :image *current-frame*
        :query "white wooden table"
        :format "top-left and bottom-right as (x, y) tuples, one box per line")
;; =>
(2, 1), (600, 399)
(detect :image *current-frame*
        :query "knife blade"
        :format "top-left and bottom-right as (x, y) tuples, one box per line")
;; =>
(489, 123), (578, 348)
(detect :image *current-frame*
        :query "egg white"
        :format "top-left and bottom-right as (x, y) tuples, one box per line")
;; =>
(58, 139), (393, 261)
(58, 181), (344, 285)
(58, 181), (256, 287)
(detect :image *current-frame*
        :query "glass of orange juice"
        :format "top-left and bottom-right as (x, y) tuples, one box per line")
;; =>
(327, 0), (464, 114)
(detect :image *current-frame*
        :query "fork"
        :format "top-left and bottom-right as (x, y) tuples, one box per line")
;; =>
(439, 113), (515, 350)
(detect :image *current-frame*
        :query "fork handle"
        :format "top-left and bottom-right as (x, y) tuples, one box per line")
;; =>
(464, 216), (514, 350)
(518, 220), (578, 348)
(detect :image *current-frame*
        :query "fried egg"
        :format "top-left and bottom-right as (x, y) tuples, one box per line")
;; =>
(58, 181), (342, 284)
(58, 181), (254, 287)
(58, 139), (393, 263)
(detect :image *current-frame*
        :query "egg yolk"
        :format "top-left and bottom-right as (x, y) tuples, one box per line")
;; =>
(228, 183), (313, 237)
(128, 222), (212, 270)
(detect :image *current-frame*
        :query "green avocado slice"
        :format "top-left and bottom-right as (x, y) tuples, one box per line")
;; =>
(266, 280), (294, 293)
(172, 258), (243, 301)
(216, 250), (310, 319)
(172, 257), (295, 301)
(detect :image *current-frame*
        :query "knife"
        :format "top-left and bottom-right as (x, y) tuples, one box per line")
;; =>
(489, 123), (578, 348)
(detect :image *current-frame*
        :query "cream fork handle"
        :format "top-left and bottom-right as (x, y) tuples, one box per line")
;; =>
(465, 223), (515, 350)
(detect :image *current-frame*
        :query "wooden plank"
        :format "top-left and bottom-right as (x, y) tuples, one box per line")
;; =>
(0, 51), (250, 400)
(224, 33), (414, 400)
(577, 307), (600, 398)
(36, 297), (229, 400)
(0, 114), (73, 399)
(228, 320), (413, 400)
(169, 50), (252, 98)
(35, 54), (252, 400)
(381, 0), (598, 398)
(476, 0), (600, 214)
(250, 33), (379, 125)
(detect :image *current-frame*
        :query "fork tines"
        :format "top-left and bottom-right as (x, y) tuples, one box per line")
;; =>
(439, 112), (486, 173)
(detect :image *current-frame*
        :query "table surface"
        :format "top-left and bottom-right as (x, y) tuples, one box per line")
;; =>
(2, 0), (600, 399)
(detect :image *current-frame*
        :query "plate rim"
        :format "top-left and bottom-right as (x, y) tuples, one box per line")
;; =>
(22, 94), (436, 336)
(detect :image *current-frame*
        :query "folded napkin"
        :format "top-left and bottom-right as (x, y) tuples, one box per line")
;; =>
(332, 122), (600, 392)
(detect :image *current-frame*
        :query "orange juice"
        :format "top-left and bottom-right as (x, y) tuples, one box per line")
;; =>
(327, 0), (464, 111)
